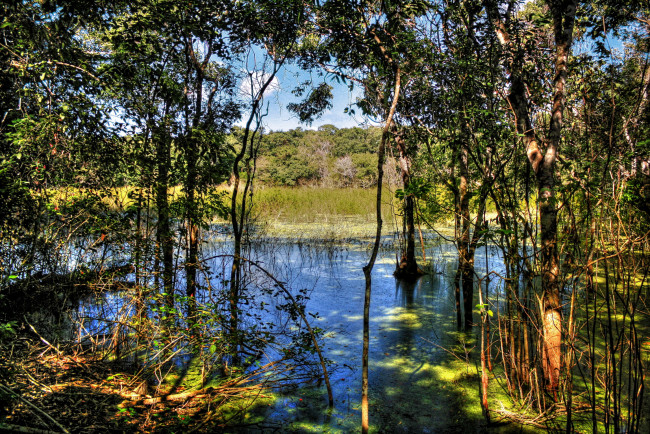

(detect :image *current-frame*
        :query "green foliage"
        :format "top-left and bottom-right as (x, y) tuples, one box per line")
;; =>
(475, 303), (493, 317)
(395, 178), (432, 200)
(254, 126), (380, 187)
(1, 0), (649, 431)
(0, 321), (17, 341)
(287, 82), (334, 125)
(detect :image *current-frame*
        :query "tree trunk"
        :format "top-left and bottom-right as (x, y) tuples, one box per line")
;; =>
(228, 62), (283, 359)
(184, 40), (205, 320)
(185, 150), (198, 318)
(458, 147), (473, 329)
(155, 126), (174, 319)
(541, 0), (577, 393)
(394, 132), (421, 279)
(362, 67), (401, 434)
(485, 0), (577, 394)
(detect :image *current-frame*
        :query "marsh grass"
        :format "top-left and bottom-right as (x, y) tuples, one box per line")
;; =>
(247, 186), (391, 223)
(47, 185), (185, 211)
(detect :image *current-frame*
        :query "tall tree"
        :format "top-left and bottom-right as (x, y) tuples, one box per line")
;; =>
(483, 0), (578, 393)
(1, 0), (116, 278)
(399, 0), (509, 329)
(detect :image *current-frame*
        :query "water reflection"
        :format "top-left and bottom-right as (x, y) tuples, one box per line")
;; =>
(68, 230), (509, 432)
(213, 236), (507, 432)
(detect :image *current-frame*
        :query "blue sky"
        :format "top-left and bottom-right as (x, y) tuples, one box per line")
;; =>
(236, 56), (370, 132)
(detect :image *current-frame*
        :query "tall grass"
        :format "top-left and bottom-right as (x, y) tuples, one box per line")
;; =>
(247, 186), (392, 223)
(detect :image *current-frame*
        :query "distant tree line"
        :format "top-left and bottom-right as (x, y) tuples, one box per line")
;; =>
(254, 125), (382, 187)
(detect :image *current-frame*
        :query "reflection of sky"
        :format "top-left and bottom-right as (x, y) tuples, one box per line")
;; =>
(71, 231), (510, 431)
(197, 235), (508, 431)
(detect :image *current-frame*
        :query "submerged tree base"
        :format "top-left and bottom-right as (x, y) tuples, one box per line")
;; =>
(393, 255), (424, 280)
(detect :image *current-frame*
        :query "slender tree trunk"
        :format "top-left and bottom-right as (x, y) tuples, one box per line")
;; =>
(228, 61), (283, 357)
(184, 41), (205, 320)
(485, 0), (577, 394)
(458, 147), (473, 329)
(453, 249), (463, 329)
(541, 0), (577, 394)
(362, 67), (401, 434)
(155, 126), (174, 319)
(185, 151), (198, 318)
(394, 132), (420, 278)
(134, 188), (144, 319)
(452, 145), (463, 329)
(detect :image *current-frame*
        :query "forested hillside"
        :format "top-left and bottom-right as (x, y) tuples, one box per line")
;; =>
(255, 125), (382, 187)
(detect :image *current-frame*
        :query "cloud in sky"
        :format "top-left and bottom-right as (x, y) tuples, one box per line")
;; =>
(239, 71), (280, 98)
(236, 65), (368, 131)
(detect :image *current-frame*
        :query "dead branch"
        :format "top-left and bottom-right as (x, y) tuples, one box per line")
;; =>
(0, 423), (59, 434)
(0, 384), (70, 434)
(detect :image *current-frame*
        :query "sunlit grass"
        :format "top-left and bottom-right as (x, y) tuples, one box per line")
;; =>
(248, 186), (392, 222)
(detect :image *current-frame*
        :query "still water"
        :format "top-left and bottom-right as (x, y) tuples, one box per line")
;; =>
(72, 228), (511, 432)
(196, 232), (508, 433)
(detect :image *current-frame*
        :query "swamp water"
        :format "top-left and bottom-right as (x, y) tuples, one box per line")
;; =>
(73, 226), (522, 433)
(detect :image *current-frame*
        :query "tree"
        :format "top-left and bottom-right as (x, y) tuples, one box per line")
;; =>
(310, 0), (430, 429)
(225, 0), (319, 362)
(1, 0), (117, 281)
(483, 0), (578, 394)
(395, 0), (509, 329)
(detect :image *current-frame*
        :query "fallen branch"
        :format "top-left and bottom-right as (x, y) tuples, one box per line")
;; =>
(0, 384), (70, 434)
(24, 317), (61, 356)
(0, 423), (59, 434)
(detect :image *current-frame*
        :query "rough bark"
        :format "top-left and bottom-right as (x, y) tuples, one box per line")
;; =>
(541, 0), (577, 392)
(394, 132), (421, 279)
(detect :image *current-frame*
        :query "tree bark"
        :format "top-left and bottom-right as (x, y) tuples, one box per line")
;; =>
(484, 0), (577, 394)
(541, 0), (577, 393)
(394, 132), (421, 279)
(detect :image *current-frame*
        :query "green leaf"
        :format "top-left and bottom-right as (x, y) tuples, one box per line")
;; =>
(209, 344), (217, 354)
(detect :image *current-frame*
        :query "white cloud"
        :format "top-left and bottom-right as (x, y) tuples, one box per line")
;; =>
(239, 71), (280, 98)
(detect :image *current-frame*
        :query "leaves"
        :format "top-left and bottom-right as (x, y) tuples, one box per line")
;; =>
(287, 82), (334, 125)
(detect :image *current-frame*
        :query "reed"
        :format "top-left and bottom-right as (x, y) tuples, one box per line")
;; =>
(245, 186), (392, 222)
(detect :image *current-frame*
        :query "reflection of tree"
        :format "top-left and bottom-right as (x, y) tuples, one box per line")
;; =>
(396, 278), (416, 307)
(395, 279), (416, 357)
